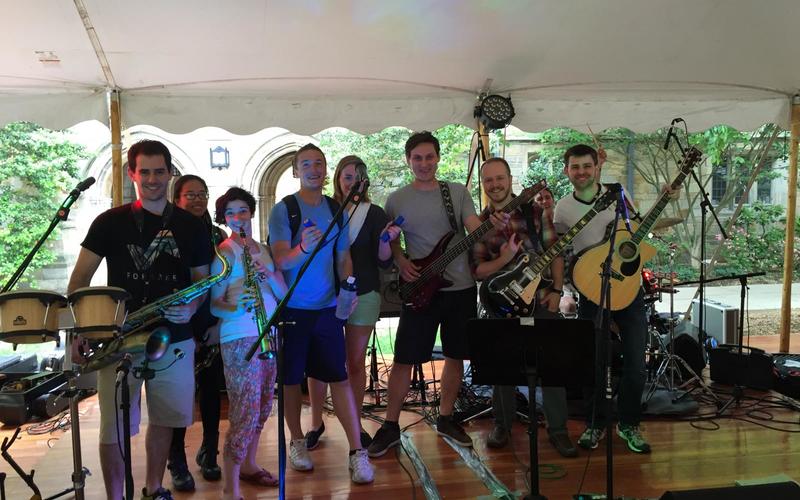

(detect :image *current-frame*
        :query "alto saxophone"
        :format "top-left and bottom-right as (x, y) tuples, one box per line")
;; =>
(122, 241), (232, 334)
(79, 233), (232, 373)
(239, 227), (275, 360)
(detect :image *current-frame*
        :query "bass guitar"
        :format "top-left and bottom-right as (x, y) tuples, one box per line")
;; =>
(479, 186), (619, 318)
(571, 146), (702, 310)
(399, 180), (547, 311)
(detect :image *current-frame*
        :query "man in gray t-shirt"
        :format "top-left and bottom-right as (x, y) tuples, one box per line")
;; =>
(368, 131), (508, 456)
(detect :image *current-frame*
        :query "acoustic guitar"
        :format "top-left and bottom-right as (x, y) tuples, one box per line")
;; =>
(571, 147), (702, 310)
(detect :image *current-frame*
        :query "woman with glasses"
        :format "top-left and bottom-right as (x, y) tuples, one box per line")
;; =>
(167, 174), (227, 491)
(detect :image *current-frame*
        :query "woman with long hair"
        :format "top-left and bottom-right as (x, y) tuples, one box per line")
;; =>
(305, 156), (400, 449)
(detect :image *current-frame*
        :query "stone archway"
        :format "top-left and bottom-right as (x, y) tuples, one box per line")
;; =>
(239, 131), (312, 242)
(257, 153), (299, 240)
(85, 129), (197, 206)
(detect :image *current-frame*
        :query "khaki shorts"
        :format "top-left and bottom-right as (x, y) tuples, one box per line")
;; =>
(97, 338), (195, 444)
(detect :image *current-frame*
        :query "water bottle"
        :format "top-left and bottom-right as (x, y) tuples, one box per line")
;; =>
(335, 276), (357, 320)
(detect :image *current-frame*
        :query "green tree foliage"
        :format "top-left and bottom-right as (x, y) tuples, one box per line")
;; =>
(0, 122), (87, 288)
(522, 127), (593, 199)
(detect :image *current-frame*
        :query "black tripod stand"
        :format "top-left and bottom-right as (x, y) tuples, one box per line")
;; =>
(714, 271), (766, 414)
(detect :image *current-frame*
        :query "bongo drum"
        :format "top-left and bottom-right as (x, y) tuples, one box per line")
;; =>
(68, 286), (130, 340)
(0, 290), (66, 344)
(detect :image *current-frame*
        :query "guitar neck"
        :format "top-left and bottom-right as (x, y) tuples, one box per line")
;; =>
(630, 147), (700, 245)
(529, 202), (607, 275)
(426, 192), (534, 276)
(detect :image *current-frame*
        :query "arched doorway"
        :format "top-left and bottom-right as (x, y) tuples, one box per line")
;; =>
(258, 152), (299, 241)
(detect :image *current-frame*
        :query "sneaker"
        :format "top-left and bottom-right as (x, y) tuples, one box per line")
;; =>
(548, 432), (578, 458)
(359, 430), (373, 448)
(166, 460), (195, 492)
(486, 426), (509, 449)
(289, 438), (314, 471)
(616, 424), (651, 454)
(348, 449), (375, 484)
(304, 422), (325, 450)
(141, 487), (173, 500)
(435, 415), (473, 447)
(577, 427), (606, 450)
(367, 425), (401, 457)
(195, 444), (222, 481)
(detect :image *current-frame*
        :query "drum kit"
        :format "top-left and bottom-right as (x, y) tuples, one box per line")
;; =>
(641, 237), (718, 406)
(0, 285), (158, 500)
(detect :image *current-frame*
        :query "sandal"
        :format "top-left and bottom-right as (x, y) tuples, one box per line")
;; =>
(239, 468), (278, 487)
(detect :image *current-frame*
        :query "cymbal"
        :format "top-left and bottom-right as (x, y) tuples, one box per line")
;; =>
(652, 217), (684, 231)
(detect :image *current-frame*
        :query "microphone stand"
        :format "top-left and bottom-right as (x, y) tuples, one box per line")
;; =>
(244, 181), (367, 499)
(680, 272), (766, 414)
(2, 177), (95, 292)
(115, 354), (135, 500)
(665, 129), (728, 360)
(593, 185), (625, 500)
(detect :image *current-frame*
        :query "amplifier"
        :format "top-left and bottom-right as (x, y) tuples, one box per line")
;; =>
(691, 299), (739, 345)
(379, 265), (402, 318)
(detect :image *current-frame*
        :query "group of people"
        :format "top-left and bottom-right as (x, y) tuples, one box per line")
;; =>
(70, 131), (663, 499)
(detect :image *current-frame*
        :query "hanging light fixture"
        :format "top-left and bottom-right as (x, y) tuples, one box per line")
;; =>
(474, 94), (515, 130)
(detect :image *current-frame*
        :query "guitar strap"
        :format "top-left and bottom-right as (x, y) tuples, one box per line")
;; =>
(438, 181), (459, 233)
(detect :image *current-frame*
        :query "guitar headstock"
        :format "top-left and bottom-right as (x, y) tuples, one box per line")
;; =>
(517, 179), (548, 204)
(670, 146), (703, 189)
(682, 147), (703, 170)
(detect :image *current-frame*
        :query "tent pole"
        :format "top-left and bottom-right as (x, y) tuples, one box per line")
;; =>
(469, 120), (491, 207)
(778, 96), (800, 353)
(110, 90), (123, 208)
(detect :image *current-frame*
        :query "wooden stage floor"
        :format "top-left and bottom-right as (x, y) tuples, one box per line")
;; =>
(3, 334), (800, 499)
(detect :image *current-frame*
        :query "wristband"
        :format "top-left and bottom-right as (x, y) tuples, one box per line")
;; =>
(551, 288), (564, 296)
(299, 242), (310, 254)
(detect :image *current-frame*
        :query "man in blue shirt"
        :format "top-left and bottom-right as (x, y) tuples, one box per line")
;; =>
(268, 143), (374, 484)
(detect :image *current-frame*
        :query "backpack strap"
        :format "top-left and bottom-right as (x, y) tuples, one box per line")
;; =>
(438, 181), (459, 233)
(283, 194), (302, 240)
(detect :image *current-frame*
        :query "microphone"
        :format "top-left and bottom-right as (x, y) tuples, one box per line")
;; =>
(71, 177), (96, 195)
(351, 177), (369, 202)
(662, 118), (682, 151)
(115, 353), (133, 386)
(173, 348), (185, 360)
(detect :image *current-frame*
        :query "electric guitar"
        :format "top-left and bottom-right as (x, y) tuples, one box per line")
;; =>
(571, 147), (702, 310)
(399, 180), (547, 311)
(479, 187), (619, 318)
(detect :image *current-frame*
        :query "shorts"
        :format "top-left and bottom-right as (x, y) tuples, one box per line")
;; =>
(97, 338), (195, 444)
(348, 290), (381, 326)
(281, 307), (347, 385)
(393, 286), (477, 365)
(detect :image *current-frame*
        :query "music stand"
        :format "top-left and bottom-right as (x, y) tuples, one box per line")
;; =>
(467, 318), (595, 500)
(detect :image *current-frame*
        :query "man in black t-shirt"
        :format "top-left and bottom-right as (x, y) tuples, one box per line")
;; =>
(68, 140), (212, 500)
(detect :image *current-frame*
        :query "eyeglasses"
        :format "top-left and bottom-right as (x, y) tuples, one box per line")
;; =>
(181, 192), (209, 201)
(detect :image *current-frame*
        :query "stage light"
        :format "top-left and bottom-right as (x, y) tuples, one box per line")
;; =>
(475, 94), (515, 130)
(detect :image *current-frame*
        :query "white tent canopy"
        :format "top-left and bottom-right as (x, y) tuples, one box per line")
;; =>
(1, 0), (797, 134)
